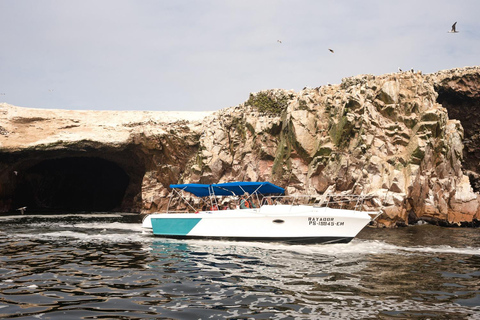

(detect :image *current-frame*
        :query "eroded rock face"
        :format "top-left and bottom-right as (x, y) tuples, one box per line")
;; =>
(1, 66), (480, 227)
(0, 106), (209, 213)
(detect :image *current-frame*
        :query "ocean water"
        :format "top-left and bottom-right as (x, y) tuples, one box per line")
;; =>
(0, 213), (479, 319)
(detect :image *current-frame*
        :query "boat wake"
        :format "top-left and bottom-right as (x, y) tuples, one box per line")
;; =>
(150, 237), (480, 257)
(2, 216), (479, 256)
(2, 214), (480, 320)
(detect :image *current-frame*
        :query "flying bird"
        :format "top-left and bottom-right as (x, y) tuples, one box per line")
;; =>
(277, 40), (282, 44)
(328, 48), (334, 53)
(17, 206), (27, 215)
(449, 22), (459, 33)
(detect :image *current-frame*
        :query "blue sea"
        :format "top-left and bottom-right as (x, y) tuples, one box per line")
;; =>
(0, 213), (479, 319)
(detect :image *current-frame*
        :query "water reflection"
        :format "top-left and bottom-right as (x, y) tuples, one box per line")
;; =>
(0, 215), (479, 319)
(146, 238), (480, 319)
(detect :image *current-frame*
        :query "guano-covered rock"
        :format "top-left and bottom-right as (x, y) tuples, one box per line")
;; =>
(1, 66), (480, 227)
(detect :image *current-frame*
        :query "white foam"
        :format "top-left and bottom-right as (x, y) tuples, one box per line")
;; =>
(0, 213), (125, 219)
(179, 238), (401, 256)
(16, 229), (150, 244)
(0, 216), (19, 221)
(402, 244), (480, 256)
(73, 222), (145, 232)
(163, 237), (480, 259)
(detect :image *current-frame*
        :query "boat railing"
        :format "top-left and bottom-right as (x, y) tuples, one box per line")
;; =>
(261, 194), (374, 212)
(164, 188), (379, 214)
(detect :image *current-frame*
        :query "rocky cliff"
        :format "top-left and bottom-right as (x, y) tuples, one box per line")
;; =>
(1, 66), (480, 227)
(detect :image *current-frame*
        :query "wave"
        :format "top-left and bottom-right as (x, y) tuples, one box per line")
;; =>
(17, 229), (150, 244)
(0, 213), (126, 219)
(163, 238), (480, 257)
(3, 216), (480, 256)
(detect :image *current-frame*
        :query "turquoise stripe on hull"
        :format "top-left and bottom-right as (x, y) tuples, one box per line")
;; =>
(151, 217), (201, 236)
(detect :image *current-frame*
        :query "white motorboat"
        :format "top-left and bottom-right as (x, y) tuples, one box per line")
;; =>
(142, 182), (380, 244)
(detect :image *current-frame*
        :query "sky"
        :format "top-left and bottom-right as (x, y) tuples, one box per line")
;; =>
(0, 0), (479, 112)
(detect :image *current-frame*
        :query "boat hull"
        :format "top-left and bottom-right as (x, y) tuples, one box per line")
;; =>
(144, 205), (374, 245)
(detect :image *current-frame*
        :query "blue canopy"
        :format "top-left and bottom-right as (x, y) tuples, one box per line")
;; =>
(169, 182), (285, 197)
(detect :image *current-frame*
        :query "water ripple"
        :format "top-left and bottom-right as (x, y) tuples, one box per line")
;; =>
(0, 215), (479, 319)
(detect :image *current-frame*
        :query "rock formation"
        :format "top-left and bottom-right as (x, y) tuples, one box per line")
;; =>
(1, 66), (480, 227)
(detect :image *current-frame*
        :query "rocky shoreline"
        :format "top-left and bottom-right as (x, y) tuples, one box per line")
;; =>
(1, 66), (480, 227)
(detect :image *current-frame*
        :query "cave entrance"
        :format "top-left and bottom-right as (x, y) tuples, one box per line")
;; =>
(12, 157), (130, 212)
(436, 85), (480, 192)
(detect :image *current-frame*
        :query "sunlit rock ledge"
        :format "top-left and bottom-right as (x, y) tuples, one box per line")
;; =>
(0, 104), (212, 149)
(1, 66), (480, 228)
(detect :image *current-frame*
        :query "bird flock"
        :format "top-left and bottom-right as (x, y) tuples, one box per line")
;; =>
(0, 22), (462, 100)
(276, 21), (459, 58)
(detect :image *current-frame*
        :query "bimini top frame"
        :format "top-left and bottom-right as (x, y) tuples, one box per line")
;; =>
(166, 182), (285, 213)
(169, 182), (285, 197)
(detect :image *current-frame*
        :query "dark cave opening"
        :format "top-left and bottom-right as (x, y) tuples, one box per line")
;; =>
(436, 85), (480, 192)
(12, 157), (130, 212)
